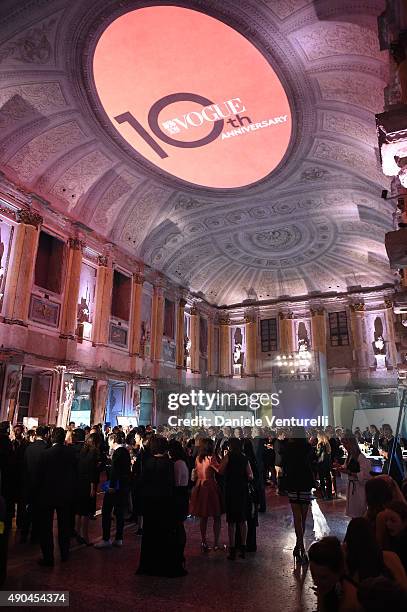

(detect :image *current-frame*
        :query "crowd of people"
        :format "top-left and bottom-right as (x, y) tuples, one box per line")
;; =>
(0, 418), (407, 610)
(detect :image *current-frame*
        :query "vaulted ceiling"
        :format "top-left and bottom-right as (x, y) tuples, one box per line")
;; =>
(0, 0), (395, 306)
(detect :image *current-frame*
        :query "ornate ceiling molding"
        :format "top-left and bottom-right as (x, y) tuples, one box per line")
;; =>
(0, 0), (394, 305)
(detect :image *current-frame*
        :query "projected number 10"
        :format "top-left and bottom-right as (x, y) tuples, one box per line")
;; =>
(114, 92), (225, 159)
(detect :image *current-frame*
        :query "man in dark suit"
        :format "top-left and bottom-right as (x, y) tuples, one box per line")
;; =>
(22, 425), (49, 543)
(37, 427), (77, 566)
(11, 424), (29, 533)
(95, 431), (131, 548)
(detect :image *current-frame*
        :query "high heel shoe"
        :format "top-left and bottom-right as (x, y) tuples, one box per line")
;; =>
(293, 544), (301, 558)
(299, 551), (309, 565)
(201, 542), (211, 553)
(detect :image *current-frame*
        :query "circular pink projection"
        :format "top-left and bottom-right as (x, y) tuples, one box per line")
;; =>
(93, 6), (292, 189)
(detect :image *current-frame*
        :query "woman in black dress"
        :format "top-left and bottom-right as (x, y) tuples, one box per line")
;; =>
(283, 426), (315, 563)
(75, 433), (99, 545)
(219, 437), (253, 560)
(137, 435), (185, 577)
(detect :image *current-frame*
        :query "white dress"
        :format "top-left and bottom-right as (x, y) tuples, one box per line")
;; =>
(345, 452), (372, 518)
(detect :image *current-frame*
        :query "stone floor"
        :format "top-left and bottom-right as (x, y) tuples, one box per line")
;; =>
(6, 487), (349, 612)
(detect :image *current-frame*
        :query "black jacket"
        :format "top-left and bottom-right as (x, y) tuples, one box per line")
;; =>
(23, 439), (48, 502)
(38, 443), (77, 507)
(109, 446), (131, 490)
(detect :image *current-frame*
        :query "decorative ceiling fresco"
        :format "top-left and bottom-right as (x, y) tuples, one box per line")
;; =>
(0, 0), (395, 306)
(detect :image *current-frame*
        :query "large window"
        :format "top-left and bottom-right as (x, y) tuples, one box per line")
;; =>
(260, 318), (278, 352)
(34, 231), (64, 294)
(328, 311), (349, 346)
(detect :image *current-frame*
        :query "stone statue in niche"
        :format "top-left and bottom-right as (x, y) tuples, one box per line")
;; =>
(233, 343), (242, 364)
(233, 327), (243, 365)
(77, 297), (90, 323)
(297, 321), (310, 352)
(140, 320), (151, 357)
(372, 317), (386, 355)
(183, 335), (191, 367)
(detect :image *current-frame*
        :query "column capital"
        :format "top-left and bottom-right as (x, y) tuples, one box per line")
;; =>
(350, 302), (365, 312)
(153, 283), (165, 297)
(218, 315), (230, 325)
(279, 311), (294, 320)
(133, 271), (145, 285)
(310, 307), (325, 317)
(384, 298), (393, 309)
(190, 305), (199, 316)
(244, 313), (256, 324)
(179, 298), (187, 308)
(67, 238), (85, 251)
(97, 255), (109, 267)
(15, 208), (42, 227)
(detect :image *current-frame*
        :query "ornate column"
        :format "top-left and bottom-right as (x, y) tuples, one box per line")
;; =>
(130, 272), (144, 356)
(245, 313), (257, 376)
(91, 380), (108, 424)
(311, 307), (331, 424)
(3, 209), (42, 324)
(60, 238), (84, 339)
(279, 312), (295, 354)
(190, 305), (200, 373)
(384, 298), (398, 367)
(150, 282), (165, 361)
(219, 315), (231, 377)
(175, 298), (187, 369)
(349, 303), (368, 368)
(207, 316), (215, 376)
(92, 256), (113, 346)
(311, 308), (327, 355)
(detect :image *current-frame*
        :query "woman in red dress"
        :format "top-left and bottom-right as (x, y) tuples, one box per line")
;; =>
(190, 438), (223, 551)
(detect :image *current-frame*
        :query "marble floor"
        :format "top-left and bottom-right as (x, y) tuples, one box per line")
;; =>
(6, 487), (349, 612)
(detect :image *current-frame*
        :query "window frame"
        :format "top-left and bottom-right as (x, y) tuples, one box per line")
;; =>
(328, 311), (349, 347)
(260, 317), (278, 352)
